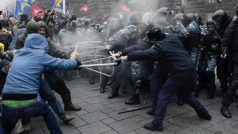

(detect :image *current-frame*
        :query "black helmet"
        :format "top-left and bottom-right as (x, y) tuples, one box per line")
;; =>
(146, 28), (166, 41)
(129, 12), (142, 25)
(70, 21), (77, 29)
(212, 10), (228, 25)
(156, 7), (172, 17)
(70, 14), (77, 21)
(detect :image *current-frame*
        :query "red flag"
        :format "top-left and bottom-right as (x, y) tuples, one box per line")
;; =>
(31, 4), (45, 18)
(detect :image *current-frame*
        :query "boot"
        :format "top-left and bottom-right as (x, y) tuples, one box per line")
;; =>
(62, 94), (81, 111)
(107, 93), (119, 99)
(62, 115), (75, 124)
(197, 112), (212, 120)
(89, 78), (95, 85)
(177, 98), (184, 106)
(100, 87), (105, 93)
(143, 123), (163, 131)
(146, 108), (155, 116)
(125, 94), (140, 105)
(221, 106), (232, 118)
(23, 123), (32, 132)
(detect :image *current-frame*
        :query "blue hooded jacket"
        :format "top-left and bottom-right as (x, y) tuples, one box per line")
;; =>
(3, 34), (77, 95)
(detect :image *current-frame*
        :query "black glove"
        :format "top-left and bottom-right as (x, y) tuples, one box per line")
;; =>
(74, 60), (82, 70)
(114, 58), (123, 66)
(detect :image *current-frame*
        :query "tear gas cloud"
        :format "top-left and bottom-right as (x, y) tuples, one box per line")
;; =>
(56, 0), (169, 75)
(0, 0), (17, 10)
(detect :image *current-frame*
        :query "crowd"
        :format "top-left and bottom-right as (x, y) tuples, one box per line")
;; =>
(0, 4), (238, 134)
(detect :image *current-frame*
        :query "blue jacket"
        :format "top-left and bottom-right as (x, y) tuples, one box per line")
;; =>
(3, 34), (78, 95)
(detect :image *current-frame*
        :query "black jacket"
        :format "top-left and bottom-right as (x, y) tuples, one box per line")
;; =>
(221, 16), (238, 62)
(127, 34), (194, 77)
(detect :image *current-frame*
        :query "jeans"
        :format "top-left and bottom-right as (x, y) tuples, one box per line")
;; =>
(40, 79), (66, 119)
(152, 70), (209, 127)
(1, 101), (63, 134)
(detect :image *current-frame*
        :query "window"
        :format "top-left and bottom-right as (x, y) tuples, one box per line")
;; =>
(181, 0), (187, 5)
(208, 0), (216, 3)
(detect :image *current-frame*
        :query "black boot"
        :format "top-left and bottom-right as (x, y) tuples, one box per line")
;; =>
(221, 106), (232, 118)
(176, 93), (184, 106)
(146, 108), (155, 116)
(107, 93), (119, 99)
(177, 98), (185, 106)
(125, 94), (140, 105)
(62, 94), (81, 111)
(197, 112), (212, 120)
(100, 87), (105, 93)
(89, 78), (95, 85)
(143, 123), (163, 131)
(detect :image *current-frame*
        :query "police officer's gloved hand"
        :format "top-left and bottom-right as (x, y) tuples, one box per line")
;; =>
(114, 56), (127, 66)
(221, 47), (228, 59)
(75, 60), (82, 70)
(114, 58), (122, 66)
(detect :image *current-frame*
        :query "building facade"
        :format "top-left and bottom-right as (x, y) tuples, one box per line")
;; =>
(33, 0), (238, 21)
(158, 0), (238, 20)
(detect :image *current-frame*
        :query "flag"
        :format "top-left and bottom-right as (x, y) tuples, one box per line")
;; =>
(15, 0), (32, 18)
(119, 0), (131, 14)
(31, 4), (45, 18)
(51, 0), (66, 14)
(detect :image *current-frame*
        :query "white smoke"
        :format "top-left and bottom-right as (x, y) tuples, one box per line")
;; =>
(0, 0), (16, 10)
(0, 0), (36, 10)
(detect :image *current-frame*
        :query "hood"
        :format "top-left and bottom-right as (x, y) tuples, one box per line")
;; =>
(24, 33), (49, 52)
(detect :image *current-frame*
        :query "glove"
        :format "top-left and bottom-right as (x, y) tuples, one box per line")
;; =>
(114, 58), (123, 66)
(75, 60), (82, 70)
(221, 47), (227, 59)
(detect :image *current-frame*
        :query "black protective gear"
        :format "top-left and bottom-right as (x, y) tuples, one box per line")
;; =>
(114, 58), (123, 66)
(128, 12), (142, 25)
(156, 7), (172, 17)
(146, 28), (166, 42)
(212, 10), (231, 34)
(125, 94), (140, 105)
(143, 123), (163, 131)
